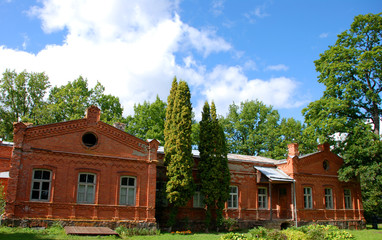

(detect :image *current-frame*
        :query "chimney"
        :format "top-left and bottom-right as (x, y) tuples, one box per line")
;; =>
(288, 143), (299, 157)
(113, 122), (126, 131)
(318, 143), (330, 152)
(85, 105), (101, 123)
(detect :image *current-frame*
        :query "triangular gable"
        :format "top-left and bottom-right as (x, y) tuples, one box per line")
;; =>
(13, 106), (158, 159)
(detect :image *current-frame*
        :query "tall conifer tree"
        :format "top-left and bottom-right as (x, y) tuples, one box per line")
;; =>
(198, 101), (230, 229)
(164, 78), (178, 165)
(165, 79), (195, 226)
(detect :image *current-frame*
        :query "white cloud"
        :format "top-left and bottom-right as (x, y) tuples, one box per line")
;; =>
(211, 0), (225, 16)
(319, 32), (329, 38)
(244, 3), (270, 23)
(265, 64), (289, 71)
(0, 0), (304, 120)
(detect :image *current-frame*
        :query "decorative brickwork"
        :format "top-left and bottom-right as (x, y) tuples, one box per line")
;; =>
(0, 107), (364, 229)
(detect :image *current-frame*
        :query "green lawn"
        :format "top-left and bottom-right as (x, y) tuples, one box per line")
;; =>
(0, 224), (381, 240)
(347, 224), (382, 240)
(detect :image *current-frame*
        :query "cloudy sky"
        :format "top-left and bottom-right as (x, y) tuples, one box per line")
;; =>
(0, 0), (380, 120)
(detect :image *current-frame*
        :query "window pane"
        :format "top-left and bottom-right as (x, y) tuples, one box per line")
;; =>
(31, 190), (39, 199)
(121, 177), (128, 186)
(33, 182), (40, 190)
(42, 182), (50, 190)
(41, 190), (49, 200)
(42, 171), (50, 180)
(233, 195), (238, 208)
(128, 188), (135, 205)
(128, 178), (135, 186)
(34, 170), (42, 179)
(87, 174), (94, 183)
(79, 174), (87, 183)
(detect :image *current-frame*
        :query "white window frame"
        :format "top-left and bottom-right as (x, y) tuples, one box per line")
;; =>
(30, 169), (52, 201)
(325, 188), (334, 209)
(258, 187), (268, 209)
(119, 176), (136, 206)
(77, 173), (96, 204)
(304, 187), (313, 209)
(344, 189), (352, 209)
(228, 186), (238, 209)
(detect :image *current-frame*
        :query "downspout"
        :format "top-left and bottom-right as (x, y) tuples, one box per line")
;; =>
(293, 181), (298, 227)
(269, 181), (272, 221)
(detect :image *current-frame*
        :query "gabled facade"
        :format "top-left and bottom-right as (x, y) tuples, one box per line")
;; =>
(0, 106), (365, 229)
(3, 106), (159, 226)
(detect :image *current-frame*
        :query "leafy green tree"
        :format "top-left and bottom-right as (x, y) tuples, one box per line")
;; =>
(221, 100), (280, 157)
(198, 101), (230, 229)
(165, 79), (195, 226)
(0, 69), (50, 140)
(272, 118), (316, 159)
(47, 76), (123, 124)
(303, 13), (382, 215)
(126, 96), (166, 143)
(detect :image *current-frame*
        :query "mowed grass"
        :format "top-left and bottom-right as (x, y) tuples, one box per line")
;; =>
(0, 226), (223, 240)
(0, 224), (380, 240)
(347, 224), (382, 240)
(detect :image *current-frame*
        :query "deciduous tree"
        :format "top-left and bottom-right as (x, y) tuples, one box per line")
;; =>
(0, 69), (50, 140)
(126, 96), (166, 143)
(303, 13), (382, 215)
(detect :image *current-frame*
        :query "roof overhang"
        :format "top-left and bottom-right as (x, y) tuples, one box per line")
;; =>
(254, 166), (294, 182)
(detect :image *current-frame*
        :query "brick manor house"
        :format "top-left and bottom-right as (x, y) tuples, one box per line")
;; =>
(0, 106), (365, 229)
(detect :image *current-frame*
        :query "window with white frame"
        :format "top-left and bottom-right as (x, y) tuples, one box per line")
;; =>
(120, 176), (136, 206)
(344, 189), (352, 209)
(325, 188), (333, 209)
(228, 186), (238, 209)
(193, 185), (205, 208)
(258, 187), (268, 209)
(30, 169), (52, 201)
(304, 187), (312, 209)
(77, 173), (96, 204)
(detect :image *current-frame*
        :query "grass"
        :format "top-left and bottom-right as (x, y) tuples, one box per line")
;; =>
(0, 224), (380, 240)
(347, 224), (382, 240)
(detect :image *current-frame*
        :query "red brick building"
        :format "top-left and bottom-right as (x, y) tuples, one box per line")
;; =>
(0, 106), (364, 229)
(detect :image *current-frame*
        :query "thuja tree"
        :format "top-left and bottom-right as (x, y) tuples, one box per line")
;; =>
(198, 101), (230, 229)
(164, 79), (195, 226)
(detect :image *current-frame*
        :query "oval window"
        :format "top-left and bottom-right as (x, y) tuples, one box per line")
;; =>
(82, 132), (98, 147)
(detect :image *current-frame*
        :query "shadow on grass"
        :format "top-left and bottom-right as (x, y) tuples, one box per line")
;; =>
(0, 233), (54, 240)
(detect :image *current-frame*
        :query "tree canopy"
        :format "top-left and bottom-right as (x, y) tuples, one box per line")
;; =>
(303, 13), (382, 215)
(0, 70), (124, 140)
(0, 69), (50, 140)
(126, 95), (166, 144)
(221, 100), (314, 159)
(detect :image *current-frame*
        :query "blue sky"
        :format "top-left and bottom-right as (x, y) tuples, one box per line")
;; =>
(0, 0), (380, 121)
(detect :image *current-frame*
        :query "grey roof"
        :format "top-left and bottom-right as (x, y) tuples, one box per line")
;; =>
(254, 166), (294, 182)
(157, 146), (280, 165)
(0, 171), (9, 178)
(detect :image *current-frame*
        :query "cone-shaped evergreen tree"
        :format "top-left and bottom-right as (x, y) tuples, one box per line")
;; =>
(165, 79), (195, 226)
(198, 101), (230, 228)
(164, 77), (178, 165)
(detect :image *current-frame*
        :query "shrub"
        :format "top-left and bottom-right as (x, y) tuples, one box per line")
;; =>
(248, 226), (268, 238)
(281, 228), (307, 240)
(115, 226), (160, 238)
(220, 232), (249, 240)
(249, 226), (287, 240)
(325, 230), (355, 240)
(219, 217), (238, 232)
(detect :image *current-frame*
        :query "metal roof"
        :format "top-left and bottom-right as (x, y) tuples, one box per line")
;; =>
(254, 166), (294, 182)
(0, 171), (9, 178)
